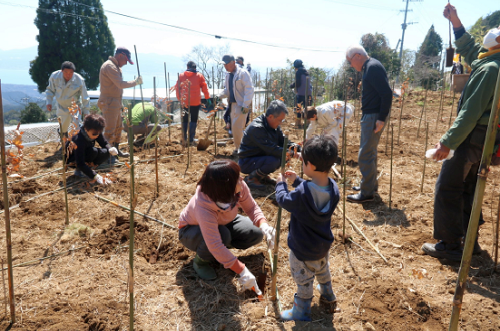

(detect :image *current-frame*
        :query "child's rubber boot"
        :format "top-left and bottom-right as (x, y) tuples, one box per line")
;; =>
(193, 254), (217, 280)
(280, 294), (312, 321)
(317, 281), (337, 303)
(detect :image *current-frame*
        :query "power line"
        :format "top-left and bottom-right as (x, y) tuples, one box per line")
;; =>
(322, 0), (399, 11)
(5, 0), (344, 53)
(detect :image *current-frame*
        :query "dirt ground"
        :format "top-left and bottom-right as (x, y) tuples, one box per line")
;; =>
(1, 90), (499, 330)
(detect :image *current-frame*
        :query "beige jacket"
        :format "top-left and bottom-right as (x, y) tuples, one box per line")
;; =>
(99, 56), (136, 99)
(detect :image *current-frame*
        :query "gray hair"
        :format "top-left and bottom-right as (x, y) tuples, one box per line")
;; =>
(266, 100), (289, 117)
(346, 45), (368, 58)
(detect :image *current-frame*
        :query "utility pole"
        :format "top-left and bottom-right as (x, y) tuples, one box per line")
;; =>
(397, 0), (421, 83)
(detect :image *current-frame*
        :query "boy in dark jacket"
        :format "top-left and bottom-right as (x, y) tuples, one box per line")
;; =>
(66, 114), (117, 186)
(276, 134), (339, 322)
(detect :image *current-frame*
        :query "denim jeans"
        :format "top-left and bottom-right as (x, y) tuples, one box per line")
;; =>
(238, 155), (281, 175)
(358, 113), (385, 196)
(178, 215), (263, 262)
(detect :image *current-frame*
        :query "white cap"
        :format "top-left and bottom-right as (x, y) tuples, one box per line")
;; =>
(483, 28), (500, 49)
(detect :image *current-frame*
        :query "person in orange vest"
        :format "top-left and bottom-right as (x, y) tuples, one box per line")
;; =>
(175, 61), (211, 145)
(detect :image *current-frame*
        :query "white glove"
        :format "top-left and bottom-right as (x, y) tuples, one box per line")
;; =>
(94, 174), (112, 186)
(238, 267), (262, 295)
(135, 76), (143, 85)
(260, 222), (276, 250)
(108, 147), (118, 156)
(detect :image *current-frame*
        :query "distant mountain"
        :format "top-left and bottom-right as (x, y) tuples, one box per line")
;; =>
(0, 46), (38, 86)
(1, 83), (45, 112)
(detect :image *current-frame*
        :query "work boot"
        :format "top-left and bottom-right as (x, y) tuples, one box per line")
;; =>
(193, 254), (217, 280)
(261, 175), (277, 186)
(244, 170), (266, 189)
(421, 240), (463, 262)
(74, 169), (86, 178)
(317, 282), (337, 303)
(114, 143), (129, 158)
(346, 193), (374, 203)
(280, 294), (312, 322)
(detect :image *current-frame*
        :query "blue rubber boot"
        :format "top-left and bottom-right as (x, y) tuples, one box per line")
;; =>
(280, 294), (312, 321)
(317, 282), (337, 303)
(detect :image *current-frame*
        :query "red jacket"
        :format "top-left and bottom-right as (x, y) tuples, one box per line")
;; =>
(175, 71), (210, 107)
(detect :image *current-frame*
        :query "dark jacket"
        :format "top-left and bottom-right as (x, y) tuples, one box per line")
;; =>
(276, 177), (339, 261)
(290, 67), (313, 96)
(361, 57), (392, 122)
(238, 114), (286, 159)
(66, 128), (111, 179)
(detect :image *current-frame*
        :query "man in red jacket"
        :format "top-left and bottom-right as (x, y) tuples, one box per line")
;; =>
(175, 61), (210, 145)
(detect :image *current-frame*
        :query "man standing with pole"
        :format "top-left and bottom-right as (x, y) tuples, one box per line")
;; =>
(345, 45), (392, 203)
(98, 47), (143, 160)
(422, 3), (500, 261)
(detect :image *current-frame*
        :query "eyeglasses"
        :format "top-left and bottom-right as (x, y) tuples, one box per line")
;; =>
(347, 53), (357, 63)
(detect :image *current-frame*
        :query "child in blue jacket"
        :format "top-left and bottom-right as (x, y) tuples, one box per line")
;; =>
(276, 134), (339, 322)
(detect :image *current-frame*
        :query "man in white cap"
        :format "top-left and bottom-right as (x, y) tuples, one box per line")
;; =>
(218, 55), (254, 153)
(98, 47), (143, 160)
(422, 3), (500, 261)
(45, 61), (90, 135)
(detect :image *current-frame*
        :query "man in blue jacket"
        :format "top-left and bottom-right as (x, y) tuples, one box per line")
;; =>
(345, 45), (392, 203)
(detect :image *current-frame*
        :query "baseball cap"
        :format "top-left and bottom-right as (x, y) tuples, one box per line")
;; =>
(115, 47), (134, 65)
(187, 61), (196, 69)
(236, 56), (244, 63)
(293, 59), (303, 68)
(221, 55), (235, 65)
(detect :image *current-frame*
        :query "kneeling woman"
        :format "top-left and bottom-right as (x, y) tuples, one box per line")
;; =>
(179, 160), (275, 293)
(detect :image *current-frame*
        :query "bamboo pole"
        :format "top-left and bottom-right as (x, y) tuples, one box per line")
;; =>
(300, 76), (310, 178)
(212, 66), (217, 158)
(448, 90), (456, 128)
(448, 69), (500, 331)
(134, 46), (147, 155)
(397, 92), (405, 145)
(420, 123), (429, 193)
(126, 81), (136, 331)
(342, 75), (348, 240)
(185, 81), (192, 174)
(57, 118), (70, 226)
(495, 196), (500, 267)
(95, 195), (176, 229)
(164, 63), (171, 143)
(1, 258), (6, 316)
(153, 77), (159, 196)
(416, 80), (430, 139)
(389, 124), (394, 210)
(0, 80), (15, 323)
(271, 135), (288, 301)
(385, 81), (396, 154)
(436, 81), (445, 131)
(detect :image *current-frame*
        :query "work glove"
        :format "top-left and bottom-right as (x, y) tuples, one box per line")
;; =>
(108, 147), (118, 156)
(135, 76), (143, 86)
(260, 222), (276, 250)
(207, 98), (213, 108)
(238, 267), (262, 295)
(94, 174), (112, 186)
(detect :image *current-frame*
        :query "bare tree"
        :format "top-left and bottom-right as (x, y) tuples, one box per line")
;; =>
(182, 43), (231, 89)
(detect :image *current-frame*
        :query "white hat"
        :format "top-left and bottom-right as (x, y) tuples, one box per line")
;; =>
(483, 28), (500, 49)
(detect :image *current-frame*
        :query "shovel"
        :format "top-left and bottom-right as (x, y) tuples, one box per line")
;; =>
(446, 5), (455, 68)
(197, 116), (214, 151)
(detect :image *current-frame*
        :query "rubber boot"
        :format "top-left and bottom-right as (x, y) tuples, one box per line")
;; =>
(189, 122), (197, 145)
(244, 170), (266, 189)
(317, 282), (337, 303)
(280, 294), (312, 321)
(114, 142), (129, 158)
(193, 254), (217, 280)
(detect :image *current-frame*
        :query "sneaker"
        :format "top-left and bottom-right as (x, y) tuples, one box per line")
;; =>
(346, 193), (374, 203)
(74, 169), (86, 178)
(421, 241), (463, 261)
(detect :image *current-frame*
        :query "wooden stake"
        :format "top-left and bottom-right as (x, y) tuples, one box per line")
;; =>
(389, 124), (394, 210)
(134, 46), (147, 157)
(185, 81), (192, 174)
(448, 90), (456, 128)
(271, 135), (288, 301)
(153, 77), (159, 196)
(416, 80), (430, 139)
(436, 81), (445, 131)
(212, 66), (217, 158)
(495, 195), (500, 267)
(0, 79), (15, 323)
(164, 63), (171, 143)
(420, 123), (429, 193)
(57, 118), (70, 226)
(397, 92), (405, 145)
(342, 74), (348, 241)
(1, 258), (6, 316)
(448, 69), (500, 331)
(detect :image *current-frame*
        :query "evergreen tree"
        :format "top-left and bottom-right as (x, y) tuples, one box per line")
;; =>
(414, 25), (443, 87)
(418, 25), (443, 58)
(29, 0), (115, 92)
(469, 11), (500, 42)
(20, 103), (47, 124)
(360, 33), (400, 79)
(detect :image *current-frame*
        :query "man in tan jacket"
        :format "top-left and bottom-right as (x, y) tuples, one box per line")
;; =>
(98, 47), (142, 159)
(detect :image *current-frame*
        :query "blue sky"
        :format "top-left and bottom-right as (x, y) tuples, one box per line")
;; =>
(0, 0), (498, 84)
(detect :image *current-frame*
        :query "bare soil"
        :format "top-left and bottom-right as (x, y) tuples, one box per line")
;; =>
(1, 90), (499, 330)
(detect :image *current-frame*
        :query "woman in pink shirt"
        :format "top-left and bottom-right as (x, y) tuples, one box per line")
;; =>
(179, 160), (275, 294)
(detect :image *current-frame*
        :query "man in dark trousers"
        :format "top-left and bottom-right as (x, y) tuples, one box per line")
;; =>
(345, 45), (392, 203)
(290, 59), (312, 128)
(422, 3), (500, 261)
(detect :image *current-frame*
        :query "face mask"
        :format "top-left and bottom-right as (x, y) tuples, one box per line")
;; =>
(483, 28), (500, 49)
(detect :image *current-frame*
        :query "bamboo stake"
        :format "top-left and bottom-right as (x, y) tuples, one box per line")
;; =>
(0, 80), (15, 323)
(1, 246), (86, 271)
(448, 69), (500, 331)
(342, 75), (348, 241)
(389, 124), (394, 210)
(436, 82), (445, 131)
(95, 195), (176, 229)
(212, 66), (217, 158)
(185, 81), (192, 174)
(153, 77), (159, 196)
(300, 77), (310, 178)
(420, 123), (429, 193)
(1, 258), (6, 316)
(448, 91), (456, 128)
(495, 195), (500, 267)
(416, 80), (430, 138)
(134, 46), (147, 156)
(385, 81), (396, 154)
(164, 63), (171, 143)
(271, 135), (288, 301)
(397, 92), (405, 145)
(126, 78), (136, 331)
(57, 118), (70, 226)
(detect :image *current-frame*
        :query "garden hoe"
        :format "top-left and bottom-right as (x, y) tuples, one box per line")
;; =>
(197, 115), (214, 151)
